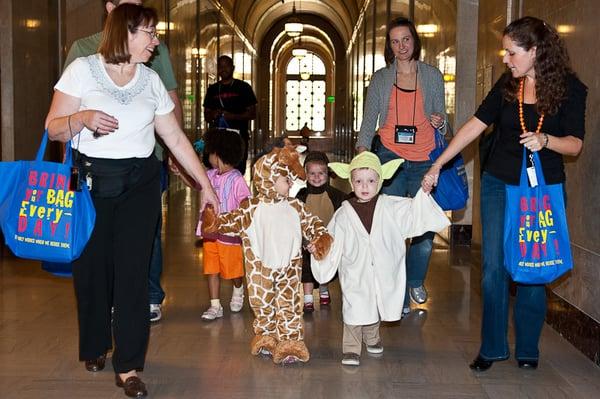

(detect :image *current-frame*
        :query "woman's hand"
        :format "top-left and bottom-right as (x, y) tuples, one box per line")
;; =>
(421, 164), (442, 193)
(76, 110), (119, 137)
(356, 146), (368, 154)
(430, 112), (445, 129)
(519, 131), (545, 152)
(200, 186), (220, 214)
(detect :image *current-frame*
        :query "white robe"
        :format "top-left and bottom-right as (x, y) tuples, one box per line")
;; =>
(311, 190), (450, 325)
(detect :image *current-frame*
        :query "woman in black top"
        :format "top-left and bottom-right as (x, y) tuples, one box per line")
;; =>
(421, 16), (587, 371)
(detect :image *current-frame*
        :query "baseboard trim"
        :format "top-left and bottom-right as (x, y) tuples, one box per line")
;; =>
(546, 289), (600, 366)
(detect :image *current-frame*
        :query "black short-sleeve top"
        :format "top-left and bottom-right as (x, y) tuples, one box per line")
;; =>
(474, 72), (587, 185)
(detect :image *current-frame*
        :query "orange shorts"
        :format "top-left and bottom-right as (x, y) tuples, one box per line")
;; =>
(202, 240), (244, 279)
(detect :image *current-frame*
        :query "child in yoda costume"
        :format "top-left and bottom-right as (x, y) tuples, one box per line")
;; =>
(309, 151), (450, 366)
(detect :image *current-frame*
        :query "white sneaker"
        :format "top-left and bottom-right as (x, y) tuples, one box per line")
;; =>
(230, 292), (244, 313)
(366, 341), (384, 354)
(149, 304), (162, 322)
(341, 353), (360, 366)
(201, 305), (223, 321)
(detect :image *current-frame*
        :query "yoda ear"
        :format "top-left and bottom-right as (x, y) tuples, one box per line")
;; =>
(381, 158), (404, 180)
(328, 162), (351, 179)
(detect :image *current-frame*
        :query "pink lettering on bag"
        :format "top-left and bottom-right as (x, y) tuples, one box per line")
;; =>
(28, 171), (37, 186)
(33, 219), (43, 236)
(18, 216), (27, 232)
(542, 195), (551, 210)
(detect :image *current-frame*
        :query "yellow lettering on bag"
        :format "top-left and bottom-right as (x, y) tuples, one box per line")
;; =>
(20, 201), (29, 217)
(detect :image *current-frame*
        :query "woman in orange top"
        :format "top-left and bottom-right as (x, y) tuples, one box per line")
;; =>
(356, 17), (448, 314)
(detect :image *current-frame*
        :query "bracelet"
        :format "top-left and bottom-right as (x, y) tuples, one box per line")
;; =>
(67, 114), (74, 139)
(542, 133), (549, 148)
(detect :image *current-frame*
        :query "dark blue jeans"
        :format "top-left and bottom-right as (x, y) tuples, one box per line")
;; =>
(148, 163), (167, 305)
(479, 172), (546, 361)
(375, 145), (434, 307)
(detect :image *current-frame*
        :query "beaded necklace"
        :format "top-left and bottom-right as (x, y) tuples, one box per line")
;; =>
(518, 78), (544, 135)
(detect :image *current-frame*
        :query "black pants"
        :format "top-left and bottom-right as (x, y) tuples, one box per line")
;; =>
(72, 157), (160, 373)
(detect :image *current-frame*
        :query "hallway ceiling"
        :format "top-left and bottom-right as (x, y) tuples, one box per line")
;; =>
(220, 0), (363, 47)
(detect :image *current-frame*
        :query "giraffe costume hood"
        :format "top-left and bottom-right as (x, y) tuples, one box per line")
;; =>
(252, 146), (306, 201)
(202, 146), (332, 365)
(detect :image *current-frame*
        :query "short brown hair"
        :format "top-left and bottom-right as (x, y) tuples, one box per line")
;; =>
(303, 151), (330, 168)
(384, 17), (422, 65)
(98, 3), (157, 64)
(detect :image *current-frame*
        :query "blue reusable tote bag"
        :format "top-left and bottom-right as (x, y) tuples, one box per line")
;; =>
(428, 129), (469, 210)
(503, 149), (572, 284)
(0, 130), (95, 263)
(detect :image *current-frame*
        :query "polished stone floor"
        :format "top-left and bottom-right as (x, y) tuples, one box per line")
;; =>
(1, 186), (599, 399)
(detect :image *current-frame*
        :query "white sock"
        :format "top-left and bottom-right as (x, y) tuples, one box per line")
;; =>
(210, 299), (221, 308)
(233, 284), (244, 296)
(319, 286), (329, 297)
(304, 294), (314, 303)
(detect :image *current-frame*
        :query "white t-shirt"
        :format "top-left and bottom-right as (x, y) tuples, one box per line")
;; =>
(55, 54), (175, 159)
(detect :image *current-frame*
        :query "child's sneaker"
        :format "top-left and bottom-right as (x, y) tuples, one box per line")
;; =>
(149, 304), (162, 322)
(319, 293), (331, 306)
(230, 292), (244, 313)
(366, 341), (384, 354)
(201, 305), (223, 321)
(303, 302), (315, 313)
(341, 353), (360, 366)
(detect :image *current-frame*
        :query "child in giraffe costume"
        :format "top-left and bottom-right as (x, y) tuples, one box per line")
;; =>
(202, 145), (333, 364)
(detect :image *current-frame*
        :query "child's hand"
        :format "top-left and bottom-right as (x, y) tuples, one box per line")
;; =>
(201, 204), (219, 234)
(310, 233), (333, 260)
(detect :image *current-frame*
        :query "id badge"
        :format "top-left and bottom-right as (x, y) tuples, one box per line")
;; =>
(394, 125), (417, 144)
(526, 166), (538, 187)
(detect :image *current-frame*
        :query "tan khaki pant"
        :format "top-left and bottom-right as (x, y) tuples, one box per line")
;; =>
(343, 321), (380, 355)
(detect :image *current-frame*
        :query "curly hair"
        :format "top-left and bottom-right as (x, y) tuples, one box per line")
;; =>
(203, 128), (245, 167)
(384, 16), (422, 65)
(502, 16), (572, 115)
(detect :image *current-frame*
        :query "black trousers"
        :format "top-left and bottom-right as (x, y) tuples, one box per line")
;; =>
(72, 157), (160, 373)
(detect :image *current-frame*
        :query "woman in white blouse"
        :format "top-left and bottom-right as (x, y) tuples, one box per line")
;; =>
(45, 4), (217, 397)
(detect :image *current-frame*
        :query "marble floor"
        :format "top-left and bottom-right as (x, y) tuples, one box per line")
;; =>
(1, 186), (599, 399)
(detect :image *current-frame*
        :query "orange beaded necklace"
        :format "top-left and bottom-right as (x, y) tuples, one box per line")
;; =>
(518, 78), (544, 134)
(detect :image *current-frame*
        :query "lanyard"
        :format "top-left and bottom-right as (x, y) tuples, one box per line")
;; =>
(395, 63), (418, 127)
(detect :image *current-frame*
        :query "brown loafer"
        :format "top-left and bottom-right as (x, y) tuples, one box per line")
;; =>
(84, 354), (106, 372)
(115, 374), (147, 398)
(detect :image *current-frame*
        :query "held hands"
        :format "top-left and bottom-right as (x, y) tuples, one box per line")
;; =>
(430, 112), (445, 129)
(306, 233), (333, 260)
(81, 110), (118, 137)
(421, 164), (442, 194)
(201, 204), (219, 234)
(200, 188), (220, 215)
(519, 131), (546, 152)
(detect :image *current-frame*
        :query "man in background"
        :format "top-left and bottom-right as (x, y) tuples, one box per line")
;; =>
(203, 55), (257, 175)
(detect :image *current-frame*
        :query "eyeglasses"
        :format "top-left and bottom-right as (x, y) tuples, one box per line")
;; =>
(136, 28), (159, 40)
